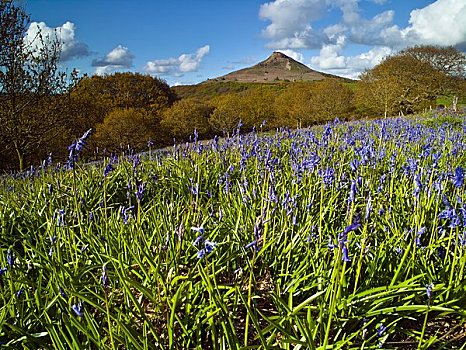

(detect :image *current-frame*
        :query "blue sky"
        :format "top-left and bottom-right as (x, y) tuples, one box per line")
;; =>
(25, 0), (466, 85)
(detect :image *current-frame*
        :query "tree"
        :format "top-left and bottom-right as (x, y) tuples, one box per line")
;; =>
(69, 73), (177, 148)
(356, 54), (445, 117)
(209, 94), (244, 136)
(309, 79), (354, 121)
(0, 0), (73, 170)
(94, 108), (155, 151)
(399, 45), (466, 78)
(160, 98), (212, 140)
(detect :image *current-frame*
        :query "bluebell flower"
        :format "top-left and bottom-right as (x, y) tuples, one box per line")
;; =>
(71, 302), (84, 317)
(0, 267), (7, 276)
(59, 287), (68, 299)
(454, 167), (464, 188)
(57, 209), (65, 227)
(68, 129), (92, 168)
(342, 244), (351, 262)
(6, 249), (14, 267)
(328, 237), (337, 250)
(103, 162), (113, 177)
(377, 323), (387, 337)
(135, 182), (145, 202)
(204, 240), (217, 253)
(437, 246), (446, 260)
(426, 283), (434, 299)
(120, 206), (134, 224)
(191, 226), (205, 235)
(245, 239), (260, 252)
(102, 263), (109, 288)
(16, 287), (24, 298)
(395, 247), (404, 255)
(193, 234), (204, 247)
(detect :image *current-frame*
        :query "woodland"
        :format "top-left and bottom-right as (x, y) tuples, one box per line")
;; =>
(0, 0), (465, 171)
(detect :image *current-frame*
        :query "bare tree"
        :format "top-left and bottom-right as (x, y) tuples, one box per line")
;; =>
(0, 0), (75, 171)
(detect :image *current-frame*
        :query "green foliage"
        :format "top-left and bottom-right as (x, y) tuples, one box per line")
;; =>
(94, 108), (155, 151)
(160, 98), (212, 140)
(2, 114), (466, 348)
(420, 111), (465, 128)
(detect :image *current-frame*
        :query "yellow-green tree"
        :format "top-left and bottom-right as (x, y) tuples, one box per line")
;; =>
(274, 83), (317, 128)
(356, 54), (444, 117)
(309, 79), (354, 121)
(94, 108), (155, 151)
(160, 98), (212, 140)
(209, 94), (244, 136)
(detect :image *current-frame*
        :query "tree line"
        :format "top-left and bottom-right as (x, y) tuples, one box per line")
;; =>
(1, 0), (465, 171)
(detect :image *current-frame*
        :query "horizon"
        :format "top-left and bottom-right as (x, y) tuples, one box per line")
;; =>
(25, 0), (466, 86)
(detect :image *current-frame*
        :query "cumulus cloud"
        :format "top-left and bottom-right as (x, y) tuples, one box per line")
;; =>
(260, 0), (466, 78)
(259, 0), (327, 49)
(144, 45), (210, 76)
(310, 45), (392, 79)
(91, 45), (134, 75)
(277, 49), (304, 62)
(386, 0), (466, 48)
(25, 21), (89, 61)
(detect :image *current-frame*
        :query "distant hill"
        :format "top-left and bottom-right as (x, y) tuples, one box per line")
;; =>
(207, 51), (345, 83)
(172, 52), (353, 99)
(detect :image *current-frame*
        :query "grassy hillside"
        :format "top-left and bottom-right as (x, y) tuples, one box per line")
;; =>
(2, 113), (466, 348)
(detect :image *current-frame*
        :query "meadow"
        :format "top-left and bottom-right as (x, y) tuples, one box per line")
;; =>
(1, 111), (466, 349)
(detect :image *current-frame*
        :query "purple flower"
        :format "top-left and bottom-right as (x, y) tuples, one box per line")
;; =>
(71, 302), (84, 317)
(120, 206), (134, 224)
(348, 180), (357, 203)
(0, 267), (7, 276)
(342, 244), (351, 262)
(103, 162), (113, 177)
(135, 182), (145, 202)
(68, 129), (92, 168)
(59, 287), (68, 299)
(426, 283), (434, 299)
(6, 249), (14, 267)
(191, 226), (205, 235)
(16, 287), (24, 298)
(57, 209), (65, 227)
(454, 167), (464, 188)
(102, 263), (109, 288)
(193, 235), (204, 247)
(377, 324), (387, 337)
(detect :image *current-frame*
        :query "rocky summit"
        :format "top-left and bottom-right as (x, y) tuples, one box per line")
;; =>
(208, 51), (338, 83)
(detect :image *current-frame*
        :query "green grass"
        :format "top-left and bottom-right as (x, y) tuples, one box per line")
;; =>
(1, 115), (466, 349)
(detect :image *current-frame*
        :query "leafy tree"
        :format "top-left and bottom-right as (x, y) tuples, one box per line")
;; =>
(356, 54), (444, 117)
(309, 79), (354, 122)
(399, 45), (466, 78)
(69, 73), (177, 148)
(160, 98), (212, 140)
(0, 0), (74, 170)
(209, 94), (244, 136)
(94, 108), (154, 151)
(274, 83), (315, 128)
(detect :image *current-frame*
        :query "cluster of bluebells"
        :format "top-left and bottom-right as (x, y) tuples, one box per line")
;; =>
(192, 226), (217, 259)
(67, 129), (92, 169)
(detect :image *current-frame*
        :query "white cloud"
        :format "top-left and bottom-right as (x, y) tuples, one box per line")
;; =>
(277, 49), (304, 62)
(399, 0), (466, 47)
(144, 45), (210, 76)
(92, 45), (134, 75)
(259, 0), (327, 49)
(310, 45), (392, 79)
(25, 21), (89, 61)
(260, 0), (466, 50)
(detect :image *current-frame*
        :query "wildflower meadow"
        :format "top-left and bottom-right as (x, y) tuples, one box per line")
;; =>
(1, 112), (466, 349)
